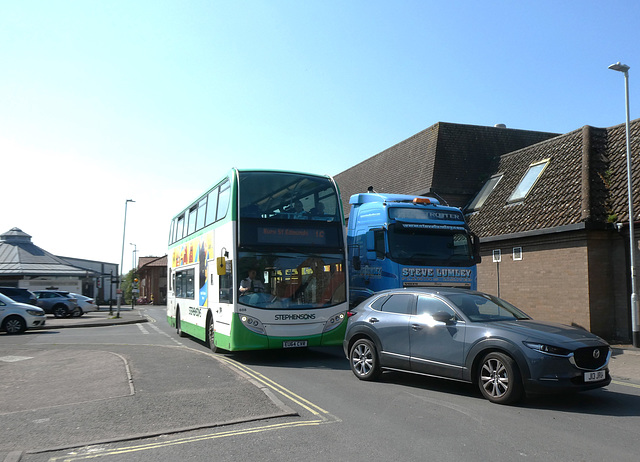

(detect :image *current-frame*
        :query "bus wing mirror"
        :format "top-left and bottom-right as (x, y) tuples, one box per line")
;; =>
(217, 256), (227, 275)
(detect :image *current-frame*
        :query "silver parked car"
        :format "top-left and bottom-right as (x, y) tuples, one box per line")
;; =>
(343, 288), (611, 404)
(69, 293), (98, 316)
(0, 292), (46, 334)
(33, 290), (79, 318)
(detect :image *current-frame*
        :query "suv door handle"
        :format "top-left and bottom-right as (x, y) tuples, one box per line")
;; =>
(368, 317), (379, 323)
(411, 324), (422, 331)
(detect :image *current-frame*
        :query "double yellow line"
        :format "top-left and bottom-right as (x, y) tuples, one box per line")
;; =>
(216, 355), (336, 418)
(53, 419), (327, 461)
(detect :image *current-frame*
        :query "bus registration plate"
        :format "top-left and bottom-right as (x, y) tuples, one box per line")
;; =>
(584, 370), (606, 383)
(283, 340), (308, 348)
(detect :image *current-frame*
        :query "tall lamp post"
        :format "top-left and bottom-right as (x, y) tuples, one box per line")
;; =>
(117, 199), (135, 318)
(130, 243), (138, 308)
(130, 243), (137, 272)
(609, 61), (640, 347)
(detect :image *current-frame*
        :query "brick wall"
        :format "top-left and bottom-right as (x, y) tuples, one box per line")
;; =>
(586, 231), (624, 340)
(479, 234), (591, 329)
(477, 229), (631, 341)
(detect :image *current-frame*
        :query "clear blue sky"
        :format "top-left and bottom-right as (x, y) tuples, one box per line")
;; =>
(1, 1), (638, 274)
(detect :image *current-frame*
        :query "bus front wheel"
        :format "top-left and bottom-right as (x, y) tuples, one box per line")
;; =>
(176, 309), (186, 337)
(207, 317), (219, 353)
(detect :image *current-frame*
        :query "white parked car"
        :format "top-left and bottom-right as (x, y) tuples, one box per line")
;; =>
(0, 292), (46, 334)
(69, 293), (98, 316)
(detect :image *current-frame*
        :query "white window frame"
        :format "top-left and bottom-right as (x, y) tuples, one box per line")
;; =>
(508, 159), (550, 203)
(468, 174), (503, 211)
(513, 247), (523, 261)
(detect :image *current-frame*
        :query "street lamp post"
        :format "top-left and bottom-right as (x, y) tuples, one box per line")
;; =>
(130, 243), (137, 308)
(117, 199), (135, 318)
(609, 61), (640, 347)
(130, 243), (137, 272)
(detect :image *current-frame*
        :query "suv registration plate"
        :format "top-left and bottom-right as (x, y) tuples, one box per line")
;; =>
(584, 370), (606, 383)
(283, 340), (307, 348)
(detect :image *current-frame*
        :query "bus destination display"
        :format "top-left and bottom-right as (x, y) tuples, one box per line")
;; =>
(257, 226), (327, 246)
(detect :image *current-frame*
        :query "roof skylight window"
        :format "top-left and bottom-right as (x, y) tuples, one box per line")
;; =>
(467, 174), (503, 211)
(508, 159), (550, 203)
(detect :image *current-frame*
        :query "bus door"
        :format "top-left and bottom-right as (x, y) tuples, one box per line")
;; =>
(210, 253), (234, 337)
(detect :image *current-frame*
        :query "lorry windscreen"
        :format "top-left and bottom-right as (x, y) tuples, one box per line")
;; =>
(387, 224), (474, 266)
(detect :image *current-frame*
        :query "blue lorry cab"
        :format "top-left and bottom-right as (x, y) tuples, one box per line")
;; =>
(347, 192), (481, 306)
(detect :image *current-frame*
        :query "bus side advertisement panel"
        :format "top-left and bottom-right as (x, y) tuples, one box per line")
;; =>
(171, 230), (215, 308)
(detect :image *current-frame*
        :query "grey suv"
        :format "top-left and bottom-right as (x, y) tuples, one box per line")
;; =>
(33, 290), (79, 318)
(0, 287), (37, 305)
(344, 287), (611, 404)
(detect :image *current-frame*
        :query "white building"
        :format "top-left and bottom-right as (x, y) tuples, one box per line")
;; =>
(0, 227), (118, 303)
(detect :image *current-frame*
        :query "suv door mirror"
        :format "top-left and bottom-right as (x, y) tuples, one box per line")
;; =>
(432, 311), (456, 324)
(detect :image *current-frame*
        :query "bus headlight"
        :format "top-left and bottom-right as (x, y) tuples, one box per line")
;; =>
(240, 315), (265, 334)
(323, 312), (346, 332)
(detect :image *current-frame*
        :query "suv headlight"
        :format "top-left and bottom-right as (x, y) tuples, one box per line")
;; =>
(523, 341), (572, 357)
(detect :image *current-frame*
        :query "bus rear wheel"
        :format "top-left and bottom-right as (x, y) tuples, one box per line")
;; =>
(207, 317), (219, 353)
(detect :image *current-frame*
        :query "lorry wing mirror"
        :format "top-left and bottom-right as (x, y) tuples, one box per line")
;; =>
(352, 255), (361, 271)
(471, 233), (482, 263)
(365, 229), (379, 261)
(366, 230), (375, 252)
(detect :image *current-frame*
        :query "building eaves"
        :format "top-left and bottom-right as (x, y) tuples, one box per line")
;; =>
(0, 262), (90, 276)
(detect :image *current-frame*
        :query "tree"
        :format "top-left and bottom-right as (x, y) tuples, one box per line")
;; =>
(121, 269), (135, 304)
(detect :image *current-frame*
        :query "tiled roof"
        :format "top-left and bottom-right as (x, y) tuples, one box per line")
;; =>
(604, 119), (640, 224)
(334, 122), (559, 215)
(139, 255), (167, 268)
(466, 119), (640, 238)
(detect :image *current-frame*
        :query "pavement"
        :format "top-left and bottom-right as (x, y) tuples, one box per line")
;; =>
(0, 306), (297, 461)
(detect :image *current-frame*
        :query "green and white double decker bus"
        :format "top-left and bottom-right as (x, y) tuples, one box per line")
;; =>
(167, 169), (348, 352)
